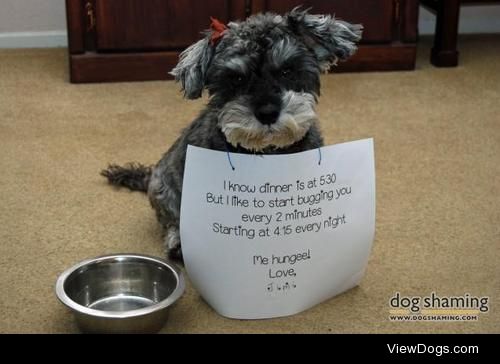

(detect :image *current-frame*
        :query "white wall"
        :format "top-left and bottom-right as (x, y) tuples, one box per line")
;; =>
(0, 2), (499, 48)
(420, 4), (500, 35)
(0, 0), (67, 48)
(0, 0), (66, 32)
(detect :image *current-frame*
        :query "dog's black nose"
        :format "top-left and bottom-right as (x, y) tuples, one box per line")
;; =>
(256, 104), (280, 125)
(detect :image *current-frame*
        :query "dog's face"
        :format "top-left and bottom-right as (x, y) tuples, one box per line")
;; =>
(171, 9), (362, 151)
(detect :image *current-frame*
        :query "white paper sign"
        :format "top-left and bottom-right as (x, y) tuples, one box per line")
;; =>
(180, 138), (375, 319)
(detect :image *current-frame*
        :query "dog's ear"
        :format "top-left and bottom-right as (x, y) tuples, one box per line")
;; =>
(287, 7), (362, 72)
(169, 35), (214, 99)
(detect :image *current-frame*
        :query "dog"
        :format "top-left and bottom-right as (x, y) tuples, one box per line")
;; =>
(101, 8), (362, 260)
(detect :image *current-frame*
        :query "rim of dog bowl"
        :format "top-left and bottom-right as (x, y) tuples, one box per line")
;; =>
(55, 254), (185, 319)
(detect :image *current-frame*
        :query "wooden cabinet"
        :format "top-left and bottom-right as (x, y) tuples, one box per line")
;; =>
(251, 0), (419, 72)
(93, 0), (239, 50)
(66, 0), (247, 82)
(253, 0), (396, 43)
(66, 0), (418, 83)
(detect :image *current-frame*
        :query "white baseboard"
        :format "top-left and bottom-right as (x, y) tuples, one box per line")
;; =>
(0, 31), (67, 48)
(420, 19), (500, 35)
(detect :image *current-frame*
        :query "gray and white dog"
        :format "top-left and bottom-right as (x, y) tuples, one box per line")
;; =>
(102, 8), (362, 260)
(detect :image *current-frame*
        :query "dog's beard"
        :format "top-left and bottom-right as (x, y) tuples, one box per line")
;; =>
(218, 91), (318, 152)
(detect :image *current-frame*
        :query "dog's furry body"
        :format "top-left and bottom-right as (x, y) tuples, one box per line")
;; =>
(102, 9), (361, 260)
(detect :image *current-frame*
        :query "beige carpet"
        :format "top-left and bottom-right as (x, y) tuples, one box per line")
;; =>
(0, 36), (499, 333)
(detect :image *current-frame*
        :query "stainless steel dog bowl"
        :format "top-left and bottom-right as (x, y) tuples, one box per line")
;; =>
(55, 254), (185, 334)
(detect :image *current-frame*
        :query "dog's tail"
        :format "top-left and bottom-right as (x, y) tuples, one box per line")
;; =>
(100, 163), (153, 193)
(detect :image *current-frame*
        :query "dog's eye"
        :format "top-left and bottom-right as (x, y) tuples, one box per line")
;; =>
(229, 73), (246, 86)
(280, 68), (292, 78)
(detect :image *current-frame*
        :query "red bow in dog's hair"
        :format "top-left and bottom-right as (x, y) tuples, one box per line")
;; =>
(210, 17), (227, 46)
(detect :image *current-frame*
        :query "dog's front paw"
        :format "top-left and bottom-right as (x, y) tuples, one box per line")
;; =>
(164, 226), (183, 262)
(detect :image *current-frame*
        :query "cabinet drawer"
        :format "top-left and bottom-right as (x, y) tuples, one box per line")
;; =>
(94, 0), (234, 51)
(254, 0), (395, 43)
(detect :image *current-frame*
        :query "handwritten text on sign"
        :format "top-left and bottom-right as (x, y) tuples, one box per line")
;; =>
(180, 139), (375, 319)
